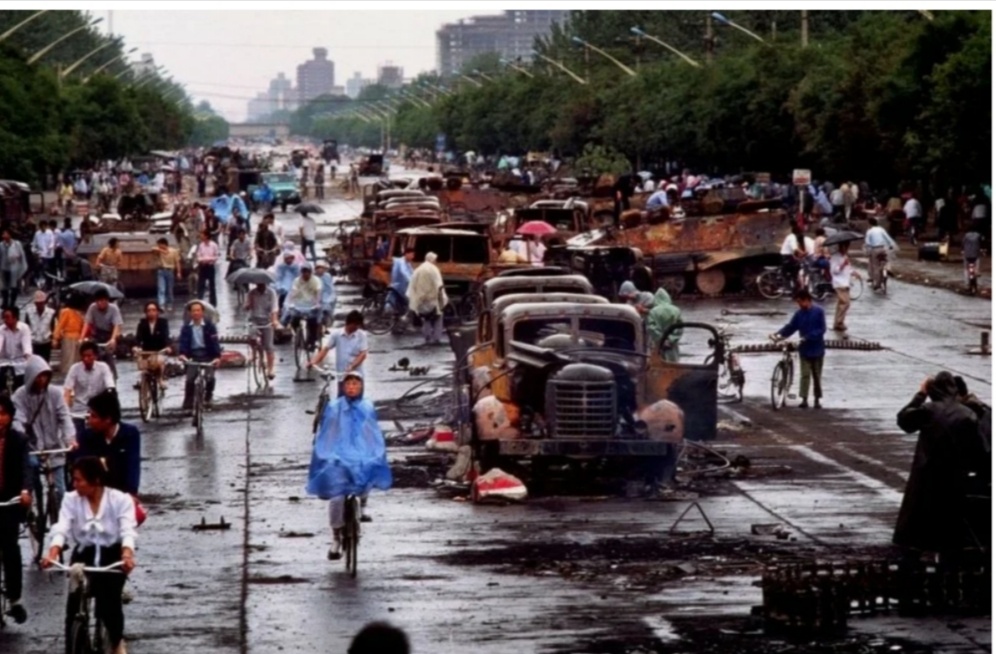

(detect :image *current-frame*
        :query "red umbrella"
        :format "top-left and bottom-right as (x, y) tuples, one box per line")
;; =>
(516, 220), (557, 236)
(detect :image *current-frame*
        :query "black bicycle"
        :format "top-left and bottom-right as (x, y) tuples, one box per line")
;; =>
(307, 365), (337, 437)
(186, 361), (214, 438)
(704, 329), (745, 403)
(48, 560), (125, 654)
(27, 448), (71, 563)
(342, 494), (361, 578)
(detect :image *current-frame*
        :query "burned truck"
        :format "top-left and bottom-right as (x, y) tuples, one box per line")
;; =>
(456, 301), (685, 483)
(569, 196), (793, 297)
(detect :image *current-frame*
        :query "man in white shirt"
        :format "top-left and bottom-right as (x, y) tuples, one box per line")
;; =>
(24, 290), (54, 364)
(282, 265), (323, 349)
(864, 217), (898, 290)
(64, 341), (115, 437)
(31, 222), (56, 277)
(829, 242), (854, 334)
(903, 194), (923, 244)
(0, 306), (33, 391)
(300, 214), (318, 262)
(195, 230), (220, 306)
(308, 310), (369, 393)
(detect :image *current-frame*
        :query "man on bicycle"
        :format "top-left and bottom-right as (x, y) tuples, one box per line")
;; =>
(13, 354), (75, 531)
(0, 306), (33, 392)
(779, 225), (812, 291)
(282, 264), (323, 349)
(314, 260), (337, 328)
(227, 228), (253, 278)
(178, 301), (221, 411)
(305, 371), (391, 561)
(308, 310), (368, 395)
(81, 289), (123, 379)
(64, 342), (116, 440)
(246, 282), (280, 380)
(863, 217), (898, 291)
(0, 395), (32, 624)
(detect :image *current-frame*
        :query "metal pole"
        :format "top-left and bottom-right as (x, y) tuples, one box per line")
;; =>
(61, 40), (118, 77)
(28, 24), (93, 65)
(0, 9), (49, 43)
(705, 13), (714, 64)
(801, 10), (809, 48)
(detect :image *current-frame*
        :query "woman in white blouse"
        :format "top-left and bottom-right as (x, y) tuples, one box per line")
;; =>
(42, 456), (137, 654)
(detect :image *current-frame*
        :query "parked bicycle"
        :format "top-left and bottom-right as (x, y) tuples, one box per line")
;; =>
(768, 336), (797, 411)
(27, 448), (71, 563)
(186, 361), (214, 437)
(704, 329), (745, 403)
(361, 287), (408, 335)
(135, 348), (170, 422)
(46, 561), (125, 654)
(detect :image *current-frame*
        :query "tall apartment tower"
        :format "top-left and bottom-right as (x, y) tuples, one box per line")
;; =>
(296, 47), (335, 105)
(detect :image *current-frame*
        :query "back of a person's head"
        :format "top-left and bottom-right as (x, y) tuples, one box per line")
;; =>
(347, 621), (410, 654)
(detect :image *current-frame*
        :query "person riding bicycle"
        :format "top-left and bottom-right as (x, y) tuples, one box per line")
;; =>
(13, 355), (75, 525)
(95, 237), (123, 287)
(254, 221), (279, 270)
(0, 396), (32, 624)
(863, 217), (898, 291)
(282, 264), (323, 349)
(314, 260), (337, 328)
(76, 390), (141, 499)
(64, 342), (115, 441)
(273, 251), (302, 312)
(0, 306), (33, 393)
(135, 301), (171, 390)
(305, 371), (391, 561)
(252, 181), (275, 215)
(178, 301), (221, 412)
(227, 228), (253, 279)
(779, 226), (813, 291)
(246, 282), (280, 381)
(42, 456), (138, 654)
(25, 290), (55, 364)
(308, 310), (369, 395)
(81, 291), (123, 380)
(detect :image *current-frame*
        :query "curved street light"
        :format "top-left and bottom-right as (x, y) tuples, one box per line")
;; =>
(500, 57), (535, 78)
(472, 69), (496, 83)
(711, 12), (767, 44)
(0, 9), (49, 43)
(399, 88), (432, 109)
(61, 37), (123, 77)
(28, 17), (104, 65)
(459, 74), (483, 88)
(531, 50), (587, 85)
(630, 26), (701, 68)
(84, 46), (137, 81)
(571, 36), (636, 77)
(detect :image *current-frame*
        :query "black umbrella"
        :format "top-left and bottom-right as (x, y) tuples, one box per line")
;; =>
(227, 267), (276, 285)
(823, 231), (864, 247)
(295, 202), (325, 215)
(68, 281), (125, 300)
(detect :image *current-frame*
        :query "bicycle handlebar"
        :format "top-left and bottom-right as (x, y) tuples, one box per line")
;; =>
(47, 561), (125, 574)
(310, 364), (336, 379)
(0, 496), (23, 507)
(31, 448), (73, 457)
(184, 361), (215, 368)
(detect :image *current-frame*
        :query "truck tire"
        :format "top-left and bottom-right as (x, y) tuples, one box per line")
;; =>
(695, 269), (726, 296)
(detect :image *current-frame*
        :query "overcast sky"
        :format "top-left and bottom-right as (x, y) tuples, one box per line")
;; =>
(110, 9), (502, 122)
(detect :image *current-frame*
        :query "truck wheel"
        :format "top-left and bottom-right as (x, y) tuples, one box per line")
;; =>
(658, 274), (686, 297)
(695, 269), (727, 296)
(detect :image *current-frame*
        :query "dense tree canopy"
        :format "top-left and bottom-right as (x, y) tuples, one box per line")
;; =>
(296, 10), (989, 189)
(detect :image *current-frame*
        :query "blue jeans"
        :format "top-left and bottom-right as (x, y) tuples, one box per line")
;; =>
(157, 268), (175, 308)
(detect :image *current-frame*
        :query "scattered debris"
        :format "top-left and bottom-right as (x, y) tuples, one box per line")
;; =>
(192, 516), (231, 531)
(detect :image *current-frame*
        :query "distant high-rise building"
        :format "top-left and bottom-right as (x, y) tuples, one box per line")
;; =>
(436, 10), (569, 75)
(268, 72), (296, 111)
(246, 92), (274, 122)
(345, 71), (374, 99)
(297, 47), (335, 105)
(377, 62), (404, 89)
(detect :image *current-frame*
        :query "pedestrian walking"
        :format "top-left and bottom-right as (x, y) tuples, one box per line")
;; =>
(314, 164), (325, 201)
(300, 213), (318, 262)
(647, 288), (682, 362)
(829, 242), (854, 334)
(771, 289), (826, 409)
(406, 252), (448, 345)
(195, 230), (220, 307)
(962, 226), (982, 288)
(0, 229), (27, 309)
(153, 237), (183, 312)
(25, 291), (55, 363)
(52, 297), (86, 375)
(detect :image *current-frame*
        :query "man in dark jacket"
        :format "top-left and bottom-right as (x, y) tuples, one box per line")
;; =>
(0, 395), (33, 624)
(894, 372), (983, 556)
(77, 389), (140, 496)
(772, 289), (827, 409)
(178, 301), (221, 411)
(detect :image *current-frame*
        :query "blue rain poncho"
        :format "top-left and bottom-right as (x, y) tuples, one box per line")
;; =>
(306, 396), (392, 499)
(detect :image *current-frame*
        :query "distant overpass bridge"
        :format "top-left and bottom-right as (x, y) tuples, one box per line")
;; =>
(228, 123), (290, 139)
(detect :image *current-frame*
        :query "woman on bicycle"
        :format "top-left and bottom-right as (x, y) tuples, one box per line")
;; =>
(306, 371), (391, 561)
(42, 456), (137, 654)
(135, 302), (171, 389)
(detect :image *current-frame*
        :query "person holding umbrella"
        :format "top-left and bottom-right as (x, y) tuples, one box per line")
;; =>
(830, 242), (854, 334)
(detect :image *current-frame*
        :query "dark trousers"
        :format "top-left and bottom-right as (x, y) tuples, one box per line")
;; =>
(67, 544), (126, 649)
(0, 504), (25, 600)
(301, 238), (317, 261)
(1, 271), (16, 309)
(197, 263), (217, 306)
(183, 353), (216, 409)
(33, 341), (52, 364)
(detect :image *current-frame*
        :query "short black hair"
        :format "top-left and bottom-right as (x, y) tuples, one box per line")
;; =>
(72, 456), (108, 486)
(868, 217), (878, 227)
(79, 341), (99, 356)
(157, 237), (169, 246)
(87, 389), (121, 424)
(347, 622), (410, 654)
(3, 306), (18, 320)
(94, 288), (110, 301)
(144, 301), (161, 313)
(346, 310), (364, 327)
(794, 288), (813, 302)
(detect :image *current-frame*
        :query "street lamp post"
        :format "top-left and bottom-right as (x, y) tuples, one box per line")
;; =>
(472, 69), (496, 83)
(531, 50), (587, 85)
(83, 46), (137, 81)
(27, 17), (104, 65)
(571, 36), (637, 77)
(0, 9), (49, 43)
(711, 12), (767, 44)
(459, 74), (483, 88)
(60, 38), (122, 77)
(499, 58), (535, 78)
(630, 26), (702, 68)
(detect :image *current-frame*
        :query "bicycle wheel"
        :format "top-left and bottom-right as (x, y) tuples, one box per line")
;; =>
(139, 375), (153, 423)
(236, 283), (247, 308)
(757, 270), (785, 300)
(193, 379), (204, 436)
(361, 296), (396, 335)
(154, 381), (164, 419)
(344, 497), (359, 578)
(251, 348), (266, 389)
(293, 327), (308, 370)
(26, 508), (44, 563)
(849, 271), (864, 300)
(770, 361), (789, 410)
(705, 354), (734, 400)
(47, 485), (60, 527)
(68, 613), (91, 654)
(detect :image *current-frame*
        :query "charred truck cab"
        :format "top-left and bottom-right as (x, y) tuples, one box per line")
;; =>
(457, 301), (684, 482)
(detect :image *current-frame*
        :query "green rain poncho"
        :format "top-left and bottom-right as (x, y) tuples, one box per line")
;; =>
(647, 288), (682, 362)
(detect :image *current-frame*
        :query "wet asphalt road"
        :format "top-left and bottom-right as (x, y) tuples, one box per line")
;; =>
(1, 176), (991, 653)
